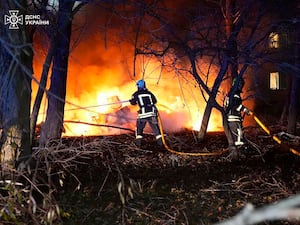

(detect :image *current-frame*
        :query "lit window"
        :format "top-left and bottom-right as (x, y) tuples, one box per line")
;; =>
(270, 72), (280, 90)
(269, 32), (279, 48)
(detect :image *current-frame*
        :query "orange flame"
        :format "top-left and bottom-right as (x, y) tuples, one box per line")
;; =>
(32, 42), (225, 137)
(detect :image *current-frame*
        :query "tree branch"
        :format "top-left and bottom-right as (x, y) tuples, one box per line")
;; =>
(214, 194), (300, 225)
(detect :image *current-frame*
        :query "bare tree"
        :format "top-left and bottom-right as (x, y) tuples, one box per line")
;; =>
(287, 2), (300, 135)
(37, 1), (88, 146)
(119, 0), (263, 145)
(0, 0), (33, 170)
(117, 0), (299, 146)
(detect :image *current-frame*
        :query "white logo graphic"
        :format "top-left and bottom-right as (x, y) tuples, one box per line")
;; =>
(4, 10), (23, 29)
(4, 10), (49, 29)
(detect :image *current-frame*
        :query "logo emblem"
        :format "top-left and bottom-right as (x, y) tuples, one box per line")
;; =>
(4, 10), (23, 29)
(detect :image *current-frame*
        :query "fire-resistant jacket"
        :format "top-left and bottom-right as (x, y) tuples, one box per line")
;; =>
(130, 89), (158, 118)
(224, 92), (247, 122)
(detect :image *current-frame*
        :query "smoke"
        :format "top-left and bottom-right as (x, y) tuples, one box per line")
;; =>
(31, 2), (230, 136)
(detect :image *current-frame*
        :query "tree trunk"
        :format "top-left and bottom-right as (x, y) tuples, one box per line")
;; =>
(225, 0), (238, 88)
(30, 45), (54, 143)
(287, 8), (300, 134)
(198, 0), (238, 141)
(0, 0), (33, 170)
(198, 59), (229, 140)
(198, 0), (251, 145)
(287, 78), (300, 134)
(39, 0), (74, 146)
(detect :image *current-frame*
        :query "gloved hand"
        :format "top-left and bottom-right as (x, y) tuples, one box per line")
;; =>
(244, 107), (250, 115)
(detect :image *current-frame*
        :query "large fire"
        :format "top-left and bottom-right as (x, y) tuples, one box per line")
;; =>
(30, 3), (257, 138)
(32, 40), (226, 137)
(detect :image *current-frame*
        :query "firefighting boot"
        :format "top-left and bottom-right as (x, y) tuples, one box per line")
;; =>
(226, 145), (240, 161)
(157, 137), (163, 146)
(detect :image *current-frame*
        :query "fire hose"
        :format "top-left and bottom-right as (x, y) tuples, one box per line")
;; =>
(157, 109), (300, 157)
(157, 111), (229, 156)
(65, 98), (299, 157)
(248, 111), (300, 157)
(65, 100), (130, 113)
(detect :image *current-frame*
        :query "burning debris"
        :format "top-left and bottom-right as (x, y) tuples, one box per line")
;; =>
(32, 37), (228, 138)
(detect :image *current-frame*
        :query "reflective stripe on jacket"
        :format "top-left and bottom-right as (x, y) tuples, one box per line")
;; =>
(130, 89), (157, 118)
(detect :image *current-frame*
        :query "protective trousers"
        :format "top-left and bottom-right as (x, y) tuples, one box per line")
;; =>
(227, 115), (244, 146)
(135, 116), (162, 146)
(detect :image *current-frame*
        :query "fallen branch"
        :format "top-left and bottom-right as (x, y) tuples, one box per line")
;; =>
(63, 120), (135, 133)
(214, 194), (300, 225)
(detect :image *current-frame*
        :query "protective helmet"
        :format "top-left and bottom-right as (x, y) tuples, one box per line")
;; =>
(232, 77), (245, 92)
(136, 79), (146, 89)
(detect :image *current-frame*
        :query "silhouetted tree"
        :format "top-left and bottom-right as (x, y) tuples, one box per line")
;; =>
(0, 0), (33, 170)
(30, 1), (86, 145)
(122, 0), (299, 145)
(123, 0), (259, 146)
(287, 2), (300, 135)
(39, 0), (76, 146)
(198, 0), (249, 144)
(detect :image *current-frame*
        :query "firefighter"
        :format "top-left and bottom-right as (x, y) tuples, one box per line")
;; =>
(129, 79), (163, 147)
(224, 77), (250, 155)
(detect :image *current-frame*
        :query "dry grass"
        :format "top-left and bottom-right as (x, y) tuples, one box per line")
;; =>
(1, 130), (300, 224)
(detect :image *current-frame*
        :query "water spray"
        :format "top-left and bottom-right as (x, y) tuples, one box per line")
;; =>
(65, 100), (130, 112)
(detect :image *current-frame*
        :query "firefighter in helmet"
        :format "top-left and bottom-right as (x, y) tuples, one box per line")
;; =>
(224, 77), (250, 154)
(129, 79), (163, 147)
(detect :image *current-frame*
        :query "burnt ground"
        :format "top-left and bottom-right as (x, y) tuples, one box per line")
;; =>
(55, 126), (300, 225)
